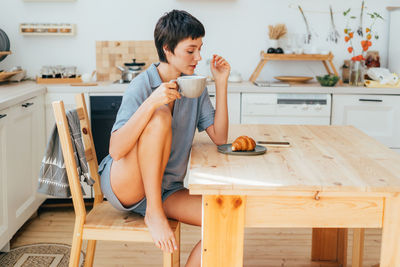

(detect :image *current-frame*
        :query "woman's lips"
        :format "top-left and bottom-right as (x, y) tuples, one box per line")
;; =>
(189, 65), (196, 69)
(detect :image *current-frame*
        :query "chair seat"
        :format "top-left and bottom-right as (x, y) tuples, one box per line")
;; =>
(83, 201), (179, 242)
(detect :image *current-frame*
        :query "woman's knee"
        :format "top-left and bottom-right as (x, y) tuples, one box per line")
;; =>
(145, 105), (172, 133)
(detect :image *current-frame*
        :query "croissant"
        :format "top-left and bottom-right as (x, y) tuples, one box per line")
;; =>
(231, 136), (256, 151)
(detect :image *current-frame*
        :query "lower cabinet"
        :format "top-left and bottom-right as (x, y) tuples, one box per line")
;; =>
(209, 92), (241, 124)
(332, 94), (400, 149)
(0, 95), (46, 251)
(0, 107), (10, 250)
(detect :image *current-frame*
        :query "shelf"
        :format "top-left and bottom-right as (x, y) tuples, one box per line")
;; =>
(250, 51), (342, 85)
(20, 24), (76, 36)
(0, 51), (11, 56)
(260, 52), (334, 61)
(36, 77), (82, 84)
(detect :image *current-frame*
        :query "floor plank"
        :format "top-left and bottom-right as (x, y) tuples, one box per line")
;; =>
(9, 207), (382, 266)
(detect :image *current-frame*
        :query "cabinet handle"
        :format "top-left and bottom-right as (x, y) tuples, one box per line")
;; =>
(0, 114), (6, 119)
(359, 98), (382, 102)
(209, 94), (215, 97)
(21, 102), (34, 108)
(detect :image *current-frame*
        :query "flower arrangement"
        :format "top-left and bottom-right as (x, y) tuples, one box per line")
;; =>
(342, 3), (383, 85)
(343, 6), (383, 61)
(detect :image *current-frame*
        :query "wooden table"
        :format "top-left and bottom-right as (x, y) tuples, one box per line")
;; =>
(188, 125), (400, 267)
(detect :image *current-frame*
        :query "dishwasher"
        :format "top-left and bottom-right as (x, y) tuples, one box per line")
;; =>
(241, 93), (331, 125)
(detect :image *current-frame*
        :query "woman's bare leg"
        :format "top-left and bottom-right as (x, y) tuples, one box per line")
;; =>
(163, 189), (202, 267)
(110, 105), (177, 252)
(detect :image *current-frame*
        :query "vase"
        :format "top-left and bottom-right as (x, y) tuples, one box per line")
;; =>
(349, 60), (365, 86)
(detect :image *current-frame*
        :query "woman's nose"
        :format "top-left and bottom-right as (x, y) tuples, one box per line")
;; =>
(195, 51), (202, 61)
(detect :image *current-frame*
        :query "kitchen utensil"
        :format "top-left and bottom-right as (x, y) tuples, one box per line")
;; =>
(316, 74), (339, 86)
(327, 5), (340, 43)
(217, 144), (267, 156)
(0, 70), (23, 82)
(228, 71), (242, 83)
(0, 29), (10, 62)
(257, 141), (291, 147)
(274, 76), (313, 83)
(173, 76), (206, 98)
(117, 59), (145, 83)
(357, 1), (365, 37)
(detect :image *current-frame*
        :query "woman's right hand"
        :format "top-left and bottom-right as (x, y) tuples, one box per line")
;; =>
(149, 82), (181, 108)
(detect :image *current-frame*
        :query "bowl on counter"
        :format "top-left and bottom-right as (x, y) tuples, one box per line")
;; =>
(316, 74), (339, 87)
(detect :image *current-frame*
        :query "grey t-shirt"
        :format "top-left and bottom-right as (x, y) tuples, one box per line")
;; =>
(98, 63), (215, 190)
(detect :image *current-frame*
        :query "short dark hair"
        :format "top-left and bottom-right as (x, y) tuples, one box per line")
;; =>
(154, 10), (205, 63)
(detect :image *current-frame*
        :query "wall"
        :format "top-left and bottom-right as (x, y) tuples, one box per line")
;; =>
(0, 0), (396, 81)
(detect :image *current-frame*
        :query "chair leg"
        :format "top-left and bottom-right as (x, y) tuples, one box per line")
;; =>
(84, 240), (97, 267)
(163, 222), (181, 267)
(69, 223), (84, 267)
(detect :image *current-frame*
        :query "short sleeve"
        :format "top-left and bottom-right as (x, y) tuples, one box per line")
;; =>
(197, 87), (215, 132)
(111, 80), (149, 133)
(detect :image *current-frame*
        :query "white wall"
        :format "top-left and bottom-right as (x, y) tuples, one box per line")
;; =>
(0, 0), (395, 81)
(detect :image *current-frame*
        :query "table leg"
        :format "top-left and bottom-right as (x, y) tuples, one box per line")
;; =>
(311, 228), (347, 266)
(202, 195), (246, 267)
(380, 196), (400, 266)
(352, 228), (365, 267)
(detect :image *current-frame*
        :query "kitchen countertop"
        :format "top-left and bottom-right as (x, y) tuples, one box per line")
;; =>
(1, 80), (400, 110)
(0, 81), (46, 110)
(45, 81), (400, 95)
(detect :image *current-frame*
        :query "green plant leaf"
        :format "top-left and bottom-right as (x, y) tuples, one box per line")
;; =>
(350, 16), (357, 19)
(375, 35), (379, 39)
(343, 8), (351, 16)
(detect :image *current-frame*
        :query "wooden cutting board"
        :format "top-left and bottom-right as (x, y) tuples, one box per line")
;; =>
(96, 40), (158, 82)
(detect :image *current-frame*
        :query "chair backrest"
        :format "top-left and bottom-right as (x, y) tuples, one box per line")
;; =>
(52, 93), (104, 218)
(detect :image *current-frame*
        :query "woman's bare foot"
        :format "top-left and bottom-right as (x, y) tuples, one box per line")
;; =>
(144, 209), (178, 253)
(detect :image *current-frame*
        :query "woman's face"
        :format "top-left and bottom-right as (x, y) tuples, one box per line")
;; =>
(165, 37), (203, 75)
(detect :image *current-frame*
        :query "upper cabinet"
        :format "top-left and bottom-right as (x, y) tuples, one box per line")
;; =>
(331, 94), (400, 148)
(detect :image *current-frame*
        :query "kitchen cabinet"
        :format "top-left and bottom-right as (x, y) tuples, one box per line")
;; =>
(0, 95), (46, 251)
(241, 93), (331, 125)
(45, 92), (92, 198)
(0, 107), (9, 251)
(209, 92), (241, 124)
(331, 94), (400, 148)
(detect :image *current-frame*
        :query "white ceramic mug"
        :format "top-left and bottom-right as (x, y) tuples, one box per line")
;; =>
(173, 76), (206, 98)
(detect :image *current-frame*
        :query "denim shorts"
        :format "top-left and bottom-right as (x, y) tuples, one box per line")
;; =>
(98, 155), (185, 217)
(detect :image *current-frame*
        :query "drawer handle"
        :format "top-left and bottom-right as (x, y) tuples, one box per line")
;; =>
(252, 103), (269, 105)
(209, 94), (215, 97)
(22, 102), (34, 108)
(359, 98), (382, 102)
(0, 114), (6, 119)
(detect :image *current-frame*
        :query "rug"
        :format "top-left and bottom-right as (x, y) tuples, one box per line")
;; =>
(0, 243), (84, 267)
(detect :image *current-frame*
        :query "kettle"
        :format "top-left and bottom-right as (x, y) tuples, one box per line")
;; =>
(117, 59), (145, 83)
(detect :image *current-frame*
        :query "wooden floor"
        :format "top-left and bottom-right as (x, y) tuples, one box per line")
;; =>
(10, 206), (382, 266)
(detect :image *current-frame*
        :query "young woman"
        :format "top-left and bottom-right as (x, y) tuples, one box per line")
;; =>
(98, 10), (230, 266)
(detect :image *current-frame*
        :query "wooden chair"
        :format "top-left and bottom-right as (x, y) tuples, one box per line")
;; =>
(52, 93), (180, 267)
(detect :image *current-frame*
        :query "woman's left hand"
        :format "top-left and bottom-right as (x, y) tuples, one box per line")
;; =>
(210, 54), (231, 84)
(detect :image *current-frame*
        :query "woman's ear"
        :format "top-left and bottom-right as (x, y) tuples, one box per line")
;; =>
(163, 45), (172, 56)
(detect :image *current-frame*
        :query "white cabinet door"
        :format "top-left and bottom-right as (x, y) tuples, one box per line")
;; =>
(46, 93), (92, 198)
(209, 92), (241, 124)
(6, 96), (46, 237)
(332, 95), (400, 148)
(0, 107), (10, 250)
